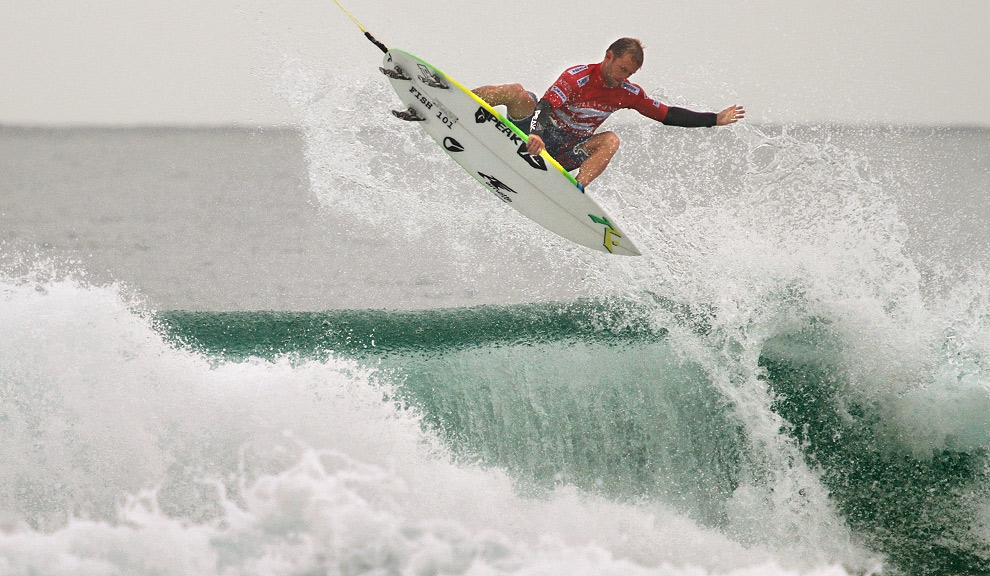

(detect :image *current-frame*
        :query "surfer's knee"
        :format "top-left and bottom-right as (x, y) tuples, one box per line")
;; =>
(587, 131), (620, 158)
(475, 83), (528, 105)
(499, 84), (536, 121)
(601, 131), (620, 153)
(503, 84), (535, 106)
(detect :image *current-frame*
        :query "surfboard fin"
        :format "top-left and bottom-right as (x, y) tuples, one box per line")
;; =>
(379, 66), (411, 81)
(418, 74), (448, 90)
(391, 107), (426, 122)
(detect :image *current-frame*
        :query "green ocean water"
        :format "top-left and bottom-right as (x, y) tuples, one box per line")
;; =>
(156, 299), (990, 575)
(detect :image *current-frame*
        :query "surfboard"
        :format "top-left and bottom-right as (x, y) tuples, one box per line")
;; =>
(381, 49), (641, 256)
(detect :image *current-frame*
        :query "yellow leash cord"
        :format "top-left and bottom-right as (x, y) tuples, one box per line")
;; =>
(330, 0), (389, 53)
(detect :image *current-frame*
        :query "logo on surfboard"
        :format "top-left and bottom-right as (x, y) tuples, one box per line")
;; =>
(516, 143), (547, 171)
(478, 172), (517, 203)
(406, 85), (458, 130)
(475, 107), (547, 171)
(443, 137), (464, 152)
(588, 214), (624, 253)
(588, 214), (622, 252)
(474, 107), (497, 124)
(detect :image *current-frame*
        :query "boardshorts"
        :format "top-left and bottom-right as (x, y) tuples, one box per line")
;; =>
(507, 91), (592, 172)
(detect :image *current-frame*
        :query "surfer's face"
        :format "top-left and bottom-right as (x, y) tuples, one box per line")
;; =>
(601, 51), (641, 87)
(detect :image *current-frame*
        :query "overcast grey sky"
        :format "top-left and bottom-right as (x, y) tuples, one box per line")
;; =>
(2, 0), (988, 126)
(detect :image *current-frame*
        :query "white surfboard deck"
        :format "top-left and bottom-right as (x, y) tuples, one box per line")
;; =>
(382, 49), (641, 256)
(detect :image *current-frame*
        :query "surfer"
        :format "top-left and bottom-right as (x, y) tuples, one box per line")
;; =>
(473, 38), (745, 189)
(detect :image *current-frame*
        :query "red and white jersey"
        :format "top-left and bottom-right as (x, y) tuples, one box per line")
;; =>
(541, 62), (670, 137)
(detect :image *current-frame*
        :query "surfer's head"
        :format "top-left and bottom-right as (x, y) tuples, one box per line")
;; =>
(606, 38), (644, 68)
(602, 38), (643, 87)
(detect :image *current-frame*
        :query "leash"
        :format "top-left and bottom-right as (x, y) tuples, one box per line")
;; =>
(330, 0), (389, 53)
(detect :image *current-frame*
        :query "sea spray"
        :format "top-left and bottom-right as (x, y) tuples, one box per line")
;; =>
(278, 57), (601, 297)
(277, 64), (921, 568)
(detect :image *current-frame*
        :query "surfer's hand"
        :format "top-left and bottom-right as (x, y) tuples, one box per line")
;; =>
(527, 134), (545, 156)
(716, 105), (745, 126)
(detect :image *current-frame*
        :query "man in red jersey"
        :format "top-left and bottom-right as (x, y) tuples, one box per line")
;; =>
(473, 38), (745, 189)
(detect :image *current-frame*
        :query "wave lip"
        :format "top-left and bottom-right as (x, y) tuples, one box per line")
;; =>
(154, 298), (672, 360)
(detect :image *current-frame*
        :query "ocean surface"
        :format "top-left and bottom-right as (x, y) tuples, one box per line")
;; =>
(2, 106), (990, 574)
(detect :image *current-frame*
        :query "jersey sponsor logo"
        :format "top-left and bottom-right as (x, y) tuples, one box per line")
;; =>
(577, 76), (590, 87)
(621, 82), (640, 95)
(478, 172), (517, 203)
(567, 65), (588, 75)
(651, 99), (662, 108)
(550, 86), (567, 102)
(443, 137), (464, 152)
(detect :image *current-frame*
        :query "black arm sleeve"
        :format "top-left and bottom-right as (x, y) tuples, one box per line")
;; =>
(529, 99), (553, 136)
(662, 107), (718, 128)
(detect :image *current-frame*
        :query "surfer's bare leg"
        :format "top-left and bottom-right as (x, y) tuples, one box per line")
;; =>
(472, 84), (536, 121)
(575, 131), (620, 187)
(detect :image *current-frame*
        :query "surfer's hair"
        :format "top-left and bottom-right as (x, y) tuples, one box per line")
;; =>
(607, 38), (644, 67)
